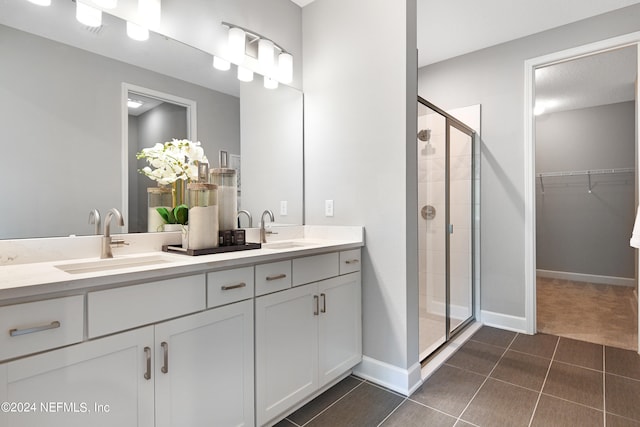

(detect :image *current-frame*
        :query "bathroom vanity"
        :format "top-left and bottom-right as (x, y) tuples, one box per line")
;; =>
(0, 226), (363, 427)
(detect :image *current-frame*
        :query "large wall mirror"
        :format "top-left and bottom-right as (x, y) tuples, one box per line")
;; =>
(0, 0), (303, 240)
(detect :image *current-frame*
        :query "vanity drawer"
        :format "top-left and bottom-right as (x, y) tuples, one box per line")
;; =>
(255, 260), (292, 296)
(207, 266), (255, 308)
(88, 275), (205, 338)
(0, 295), (84, 361)
(340, 249), (361, 275)
(292, 253), (339, 286)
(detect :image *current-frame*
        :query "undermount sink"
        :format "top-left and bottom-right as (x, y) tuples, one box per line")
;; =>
(55, 255), (174, 274)
(263, 241), (313, 250)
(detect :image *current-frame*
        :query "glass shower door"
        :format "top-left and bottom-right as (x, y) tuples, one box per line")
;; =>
(418, 102), (447, 359)
(418, 98), (475, 361)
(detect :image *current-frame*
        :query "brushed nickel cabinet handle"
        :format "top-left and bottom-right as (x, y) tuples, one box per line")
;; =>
(9, 321), (61, 337)
(313, 295), (319, 316)
(161, 342), (169, 374)
(144, 347), (151, 380)
(345, 259), (360, 265)
(221, 282), (247, 291)
(320, 293), (326, 313)
(266, 273), (287, 281)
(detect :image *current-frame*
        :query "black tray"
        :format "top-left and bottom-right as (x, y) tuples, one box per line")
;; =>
(162, 242), (261, 256)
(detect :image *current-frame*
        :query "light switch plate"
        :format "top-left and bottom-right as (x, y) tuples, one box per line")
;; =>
(280, 201), (288, 216)
(325, 200), (334, 217)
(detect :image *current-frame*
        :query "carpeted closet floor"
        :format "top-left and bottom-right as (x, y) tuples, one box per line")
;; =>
(537, 276), (638, 351)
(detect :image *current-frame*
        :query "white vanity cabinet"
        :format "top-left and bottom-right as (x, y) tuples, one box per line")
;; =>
(0, 326), (155, 427)
(154, 299), (254, 427)
(255, 250), (362, 426)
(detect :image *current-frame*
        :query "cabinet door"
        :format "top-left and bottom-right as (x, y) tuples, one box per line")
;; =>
(154, 300), (254, 427)
(0, 326), (154, 427)
(255, 284), (318, 426)
(318, 272), (362, 388)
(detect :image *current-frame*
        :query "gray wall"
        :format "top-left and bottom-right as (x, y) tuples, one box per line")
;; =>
(0, 24), (239, 239)
(418, 4), (640, 318)
(303, 0), (419, 387)
(536, 102), (635, 278)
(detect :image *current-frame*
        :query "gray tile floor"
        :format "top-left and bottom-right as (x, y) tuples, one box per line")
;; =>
(275, 326), (640, 427)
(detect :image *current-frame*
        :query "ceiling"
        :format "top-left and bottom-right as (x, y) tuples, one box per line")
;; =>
(290, 0), (640, 67)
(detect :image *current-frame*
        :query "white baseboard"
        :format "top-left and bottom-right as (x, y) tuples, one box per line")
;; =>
(537, 269), (635, 287)
(480, 310), (527, 333)
(352, 356), (422, 396)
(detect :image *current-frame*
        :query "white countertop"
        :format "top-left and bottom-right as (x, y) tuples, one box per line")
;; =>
(0, 226), (364, 302)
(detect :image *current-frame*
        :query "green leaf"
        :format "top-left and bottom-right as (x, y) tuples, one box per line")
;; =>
(156, 207), (172, 223)
(174, 204), (189, 225)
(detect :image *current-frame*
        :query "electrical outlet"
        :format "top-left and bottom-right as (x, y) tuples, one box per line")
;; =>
(280, 200), (288, 216)
(325, 200), (334, 217)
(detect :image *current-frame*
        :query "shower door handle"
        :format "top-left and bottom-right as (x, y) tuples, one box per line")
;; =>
(448, 224), (454, 234)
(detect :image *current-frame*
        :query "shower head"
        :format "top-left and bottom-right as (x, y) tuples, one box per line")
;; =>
(417, 129), (431, 142)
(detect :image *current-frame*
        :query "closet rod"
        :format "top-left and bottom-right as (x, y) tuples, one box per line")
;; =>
(537, 167), (634, 178)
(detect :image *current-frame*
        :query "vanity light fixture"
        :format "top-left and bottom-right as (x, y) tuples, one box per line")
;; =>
(237, 66), (254, 82)
(126, 21), (149, 41)
(278, 52), (293, 84)
(213, 56), (231, 71)
(258, 39), (275, 71)
(227, 27), (247, 64)
(76, 1), (102, 27)
(25, 0), (51, 6)
(218, 22), (293, 88)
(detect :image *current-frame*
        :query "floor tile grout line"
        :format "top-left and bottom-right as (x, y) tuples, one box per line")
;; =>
(405, 395), (470, 420)
(375, 397), (407, 427)
(298, 380), (366, 427)
(537, 391), (605, 413)
(454, 332), (519, 425)
(527, 335), (560, 427)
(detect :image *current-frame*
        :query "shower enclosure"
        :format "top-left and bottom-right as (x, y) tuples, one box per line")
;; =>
(417, 97), (477, 361)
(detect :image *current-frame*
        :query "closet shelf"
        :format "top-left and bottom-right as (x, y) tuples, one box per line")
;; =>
(536, 167), (634, 178)
(537, 168), (634, 194)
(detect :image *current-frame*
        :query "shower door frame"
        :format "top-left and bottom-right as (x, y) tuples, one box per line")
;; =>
(418, 96), (477, 360)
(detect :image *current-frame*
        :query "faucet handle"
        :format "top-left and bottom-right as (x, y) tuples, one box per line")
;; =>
(110, 239), (129, 247)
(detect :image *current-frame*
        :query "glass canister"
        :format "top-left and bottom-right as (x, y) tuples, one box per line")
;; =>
(186, 183), (219, 249)
(147, 186), (172, 232)
(210, 168), (237, 232)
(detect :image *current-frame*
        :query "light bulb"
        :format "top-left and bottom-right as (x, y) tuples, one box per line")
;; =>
(127, 21), (149, 41)
(264, 76), (278, 89)
(278, 52), (293, 84)
(213, 56), (231, 71)
(76, 2), (102, 27)
(237, 66), (254, 82)
(228, 27), (246, 64)
(258, 39), (275, 71)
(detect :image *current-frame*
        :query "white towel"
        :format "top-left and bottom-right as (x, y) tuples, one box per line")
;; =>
(631, 207), (640, 248)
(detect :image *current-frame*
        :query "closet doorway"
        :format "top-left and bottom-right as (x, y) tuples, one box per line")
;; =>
(417, 97), (477, 361)
(532, 45), (638, 351)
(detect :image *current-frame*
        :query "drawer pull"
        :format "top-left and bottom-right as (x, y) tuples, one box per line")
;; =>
(144, 347), (152, 380)
(345, 259), (360, 265)
(221, 282), (247, 291)
(161, 342), (169, 374)
(320, 293), (326, 313)
(313, 295), (319, 316)
(266, 273), (287, 281)
(9, 321), (61, 337)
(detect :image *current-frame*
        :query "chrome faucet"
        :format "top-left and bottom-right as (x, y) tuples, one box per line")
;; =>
(237, 210), (253, 228)
(101, 208), (125, 259)
(89, 209), (101, 235)
(260, 209), (275, 243)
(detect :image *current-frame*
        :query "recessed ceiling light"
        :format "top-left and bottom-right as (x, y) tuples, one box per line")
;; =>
(128, 98), (144, 109)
